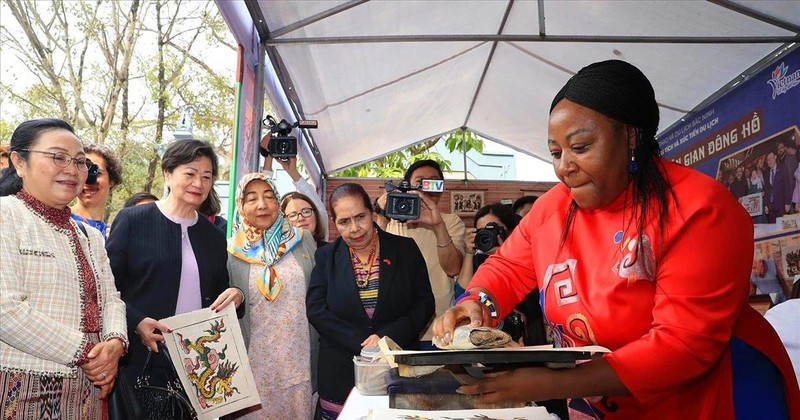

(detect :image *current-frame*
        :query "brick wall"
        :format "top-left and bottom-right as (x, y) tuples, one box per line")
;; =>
(322, 177), (558, 240)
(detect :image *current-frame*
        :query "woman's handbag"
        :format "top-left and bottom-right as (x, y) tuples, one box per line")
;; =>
(107, 366), (143, 420)
(135, 342), (197, 420)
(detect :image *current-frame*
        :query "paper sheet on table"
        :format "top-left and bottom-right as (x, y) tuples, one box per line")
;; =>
(366, 406), (554, 419)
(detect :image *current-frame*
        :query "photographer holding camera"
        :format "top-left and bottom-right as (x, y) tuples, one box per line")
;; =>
(375, 159), (465, 348)
(456, 204), (515, 292)
(456, 203), (546, 341)
(259, 132), (329, 242)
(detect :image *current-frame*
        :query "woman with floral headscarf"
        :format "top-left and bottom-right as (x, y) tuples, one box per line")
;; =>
(226, 173), (318, 419)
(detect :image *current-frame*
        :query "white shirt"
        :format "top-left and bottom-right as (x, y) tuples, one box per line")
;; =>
(764, 298), (800, 388)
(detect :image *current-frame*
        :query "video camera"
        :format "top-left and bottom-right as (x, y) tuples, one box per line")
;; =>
(383, 178), (445, 221)
(474, 222), (507, 252)
(384, 180), (421, 221)
(263, 115), (318, 160)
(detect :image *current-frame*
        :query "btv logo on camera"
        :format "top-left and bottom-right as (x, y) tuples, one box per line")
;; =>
(421, 179), (444, 193)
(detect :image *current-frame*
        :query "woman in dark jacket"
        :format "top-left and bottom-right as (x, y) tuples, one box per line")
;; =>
(106, 140), (243, 397)
(307, 183), (434, 419)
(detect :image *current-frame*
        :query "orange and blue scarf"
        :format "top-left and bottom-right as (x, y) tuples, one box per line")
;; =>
(227, 173), (302, 301)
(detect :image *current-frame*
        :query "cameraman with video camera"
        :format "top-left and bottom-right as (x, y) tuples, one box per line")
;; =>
(375, 159), (465, 348)
(259, 118), (328, 242)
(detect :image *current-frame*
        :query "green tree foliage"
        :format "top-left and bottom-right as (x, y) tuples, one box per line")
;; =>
(1, 0), (237, 221)
(333, 129), (483, 178)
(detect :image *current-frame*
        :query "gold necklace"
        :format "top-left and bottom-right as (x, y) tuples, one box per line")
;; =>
(350, 231), (379, 289)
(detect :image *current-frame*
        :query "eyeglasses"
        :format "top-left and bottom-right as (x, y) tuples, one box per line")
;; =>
(18, 149), (90, 172)
(286, 207), (314, 221)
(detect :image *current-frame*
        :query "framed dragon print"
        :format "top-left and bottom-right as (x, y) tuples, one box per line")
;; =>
(162, 305), (260, 419)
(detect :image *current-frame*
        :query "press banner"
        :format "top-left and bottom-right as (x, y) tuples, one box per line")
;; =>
(659, 47), (800, 304)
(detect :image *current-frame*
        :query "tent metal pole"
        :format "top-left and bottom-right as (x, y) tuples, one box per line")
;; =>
(706, 0), (800, 34)
(462, 0), (514, 127)
(269, 0), (370, 39)
(244, 0), (270, 41)
(265, 34), (799, 45)
(463, 128), (468, 183)
(538, 0), (546, 37)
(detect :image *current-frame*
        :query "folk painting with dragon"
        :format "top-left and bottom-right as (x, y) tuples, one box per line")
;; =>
(162, 305), (261, 419)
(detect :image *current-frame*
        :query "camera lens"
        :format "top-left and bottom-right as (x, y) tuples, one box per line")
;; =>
(395, 198), (412, 214)
(276, 140), (290, 153)
(474, 230), (495, 252)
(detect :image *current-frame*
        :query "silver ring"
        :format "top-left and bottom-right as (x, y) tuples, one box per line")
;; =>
(101, 372), (107, 378)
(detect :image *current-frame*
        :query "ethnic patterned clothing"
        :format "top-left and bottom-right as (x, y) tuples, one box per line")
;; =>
(469, 160), (799, 418)
(1, 191), (128, 420)
(352, 251), (381, 319)
(0, 334), (104, 419)
(0, 192), (128, 378)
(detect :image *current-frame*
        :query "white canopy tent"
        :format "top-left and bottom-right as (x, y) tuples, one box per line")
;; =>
(216, 0), (799, 183)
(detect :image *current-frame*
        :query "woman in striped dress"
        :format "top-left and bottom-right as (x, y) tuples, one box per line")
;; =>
(306, 183), (434, 419)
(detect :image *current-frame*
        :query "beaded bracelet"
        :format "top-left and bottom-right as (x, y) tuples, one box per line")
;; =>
(454, 290), (498, 320)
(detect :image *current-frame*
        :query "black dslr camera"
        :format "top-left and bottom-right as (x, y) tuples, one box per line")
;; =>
(86, 161), (99, 185)
(474, 222), (507, 252)
(263, 115), (318, 160)
(384, 180), (422, 221)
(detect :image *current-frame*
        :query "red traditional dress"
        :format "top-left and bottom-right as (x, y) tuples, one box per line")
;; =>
(470, 160), (800, 419)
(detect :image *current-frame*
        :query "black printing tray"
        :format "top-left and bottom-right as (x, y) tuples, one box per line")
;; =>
(389, 346), (606, 367)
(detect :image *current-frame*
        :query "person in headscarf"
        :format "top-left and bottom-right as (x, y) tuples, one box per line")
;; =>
(432, 60), (800, 419)
(226, 172), (318, 419)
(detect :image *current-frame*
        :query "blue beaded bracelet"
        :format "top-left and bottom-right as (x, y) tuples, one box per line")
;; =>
(454, 290), (498, 320)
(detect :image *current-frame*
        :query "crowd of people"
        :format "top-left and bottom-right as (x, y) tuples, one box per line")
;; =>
(1, 59), (798, 420)
(724, 137), (800, 224)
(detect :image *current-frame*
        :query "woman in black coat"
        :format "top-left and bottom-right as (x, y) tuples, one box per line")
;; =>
(106, 140), (243, 396)
(307, 183), (434, 419)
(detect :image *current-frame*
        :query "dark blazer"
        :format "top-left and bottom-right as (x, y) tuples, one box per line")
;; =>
(764, 163), (793, 218)
(306, 228), (434, 403)
(106, 202), (235, 384)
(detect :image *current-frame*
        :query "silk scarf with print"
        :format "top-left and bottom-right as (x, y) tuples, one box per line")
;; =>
(227, 173), (302, 301)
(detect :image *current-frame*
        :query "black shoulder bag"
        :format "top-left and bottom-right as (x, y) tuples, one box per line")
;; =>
(135, 342), (197, 420)
(107, 366), (143, 420)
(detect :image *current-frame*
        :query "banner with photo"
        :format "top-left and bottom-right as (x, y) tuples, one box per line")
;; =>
(659, 46), (800, 304)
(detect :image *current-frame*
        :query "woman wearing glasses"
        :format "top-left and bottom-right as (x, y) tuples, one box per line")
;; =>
(70, 144), (123, 237)
(0, 118), (128, 419)
(260, 133), (329, 246)
(282, 192), (328, 248)
(226, 173), (318, 419)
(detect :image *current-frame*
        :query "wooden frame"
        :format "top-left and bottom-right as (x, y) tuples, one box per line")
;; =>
(450, 190), (485, 216)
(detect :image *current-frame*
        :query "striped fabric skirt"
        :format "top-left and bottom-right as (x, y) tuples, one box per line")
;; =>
(0, 368), (103, 420)
(318, 397), (343, 420)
